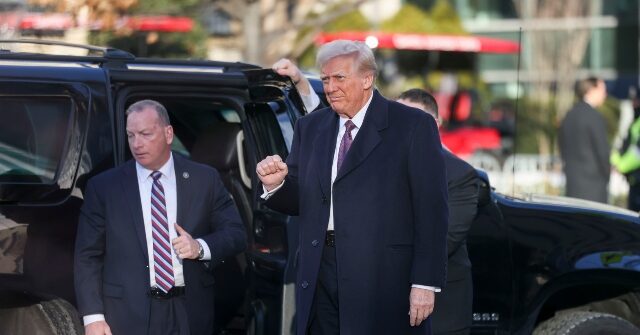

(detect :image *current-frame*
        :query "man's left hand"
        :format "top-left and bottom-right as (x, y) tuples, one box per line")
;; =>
(172, 223), (200, 259)
(409, 287), (435, 326)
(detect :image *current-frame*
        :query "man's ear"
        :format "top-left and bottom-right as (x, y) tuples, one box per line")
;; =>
(166, 125), (174, 145)
(362, 73), (374, 90)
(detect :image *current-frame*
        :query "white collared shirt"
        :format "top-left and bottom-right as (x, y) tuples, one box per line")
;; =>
(300, 81), (321, 112)
(326, 93), (371, 230)
(136, 154), (185, 288)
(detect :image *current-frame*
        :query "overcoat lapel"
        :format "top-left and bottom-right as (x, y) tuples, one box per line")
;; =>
(335, 90), (388, 182)
(121, 161), (148, 260)
(313, 111), (339, 199)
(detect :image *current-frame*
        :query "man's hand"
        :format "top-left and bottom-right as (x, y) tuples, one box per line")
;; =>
(172, 224), (200, 259)
(256, 155), (288, 191)
(85, 320), (112, 335)
(409, 287), (435, 327)
(272, 58), (310, 95)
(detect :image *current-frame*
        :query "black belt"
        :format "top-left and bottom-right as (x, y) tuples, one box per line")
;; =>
(149, 286), (185, 299)
(325, 230), (335, 247)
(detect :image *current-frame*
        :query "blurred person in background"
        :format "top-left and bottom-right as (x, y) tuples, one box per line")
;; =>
(559, 77), (610, 203)
(398, 88), (479, 335)
(611, 90), (640, 211)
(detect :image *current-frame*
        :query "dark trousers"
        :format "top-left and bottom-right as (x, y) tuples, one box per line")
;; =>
(148, 295), (190, 335)
(432, 272), (472, 335)
(308, 244), (340, 335)
(628, 182), (640, 211)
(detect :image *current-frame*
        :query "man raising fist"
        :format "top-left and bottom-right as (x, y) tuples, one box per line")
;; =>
(257, 40), (448, 335)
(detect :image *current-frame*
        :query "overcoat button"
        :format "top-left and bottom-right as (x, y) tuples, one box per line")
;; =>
(312, 240), (319, 247)
(301, 281), (309, 289)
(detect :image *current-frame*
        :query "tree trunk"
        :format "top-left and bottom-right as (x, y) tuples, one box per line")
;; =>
(515, 0), (593, 155)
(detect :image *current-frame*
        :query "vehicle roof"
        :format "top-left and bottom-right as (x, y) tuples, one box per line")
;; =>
(0, 39), (260, 73)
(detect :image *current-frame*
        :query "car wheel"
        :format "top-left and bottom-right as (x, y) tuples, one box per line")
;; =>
(39, 298), (83, 335)
(533, 311), (640, 335)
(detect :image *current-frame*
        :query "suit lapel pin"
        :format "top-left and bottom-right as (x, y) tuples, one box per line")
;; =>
(182, 172), (189, 179)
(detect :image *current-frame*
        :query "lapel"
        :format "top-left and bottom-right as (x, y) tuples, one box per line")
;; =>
(334, 90), (389, 183)
(313, 110), (339, 198)
(173, 154), (193, 231)
(121, 160), (148, 260)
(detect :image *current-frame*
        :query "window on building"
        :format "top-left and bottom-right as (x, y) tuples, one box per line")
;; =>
(450, 0), (518, 20)
(582, 28), (616, 70)
(204, 8), (232, 36)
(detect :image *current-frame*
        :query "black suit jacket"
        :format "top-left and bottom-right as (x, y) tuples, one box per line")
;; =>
(74, 154), (246, 335)
(266, 91), (449, 334)
(432, 149), (479, 334)
(559, 101), (611, 202)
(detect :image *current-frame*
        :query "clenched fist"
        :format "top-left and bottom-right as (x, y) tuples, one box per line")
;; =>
(272, 58), (311, 96)
(256, 155), (288, 191)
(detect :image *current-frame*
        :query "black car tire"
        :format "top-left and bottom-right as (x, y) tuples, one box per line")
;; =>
(39, 298), (84, 335)
(0, 297), (82, 335)
(533, 311), (640, 335)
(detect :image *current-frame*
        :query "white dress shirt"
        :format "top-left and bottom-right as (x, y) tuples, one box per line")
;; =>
(137, 154), (185, 287)
(299, 82), (321, 113)
(326, 95), (371, 229)
(83, 153), (212, 326)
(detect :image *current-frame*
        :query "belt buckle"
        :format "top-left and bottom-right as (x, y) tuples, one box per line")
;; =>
(149, 287), (170, 299)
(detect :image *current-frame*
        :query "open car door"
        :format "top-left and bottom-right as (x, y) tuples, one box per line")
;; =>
(242, 68), (306, 335)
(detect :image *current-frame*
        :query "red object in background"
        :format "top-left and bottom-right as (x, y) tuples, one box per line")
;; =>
(432, 93), (451, 121)
(433, 91), (474, 123)
(18, 14), (194, 33)
(440, 127), (501, 157)
(451, 92), (472, 121)
(19, 13), (73, 30)
(432, 91), (501, 157)
(125, 16), (193, 32)
(0, 12), (22, 30)
(316, 31), (520, 54)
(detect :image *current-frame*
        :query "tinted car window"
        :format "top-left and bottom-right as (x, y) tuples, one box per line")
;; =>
(123, 97), (242, 160)
(246, 102), (290, 160)
(272, 100), (294, 151)
(0, 97), (71, 184)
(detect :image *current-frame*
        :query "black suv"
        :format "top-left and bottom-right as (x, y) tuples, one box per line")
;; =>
(0, 39), (304, 335)
(0, 40), (640, 335)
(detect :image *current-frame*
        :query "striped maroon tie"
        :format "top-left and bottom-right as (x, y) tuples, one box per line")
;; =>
(150, 171), (174, 293)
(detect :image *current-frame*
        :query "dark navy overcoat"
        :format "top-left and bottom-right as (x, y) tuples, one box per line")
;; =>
(266, 91), (449, 335)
